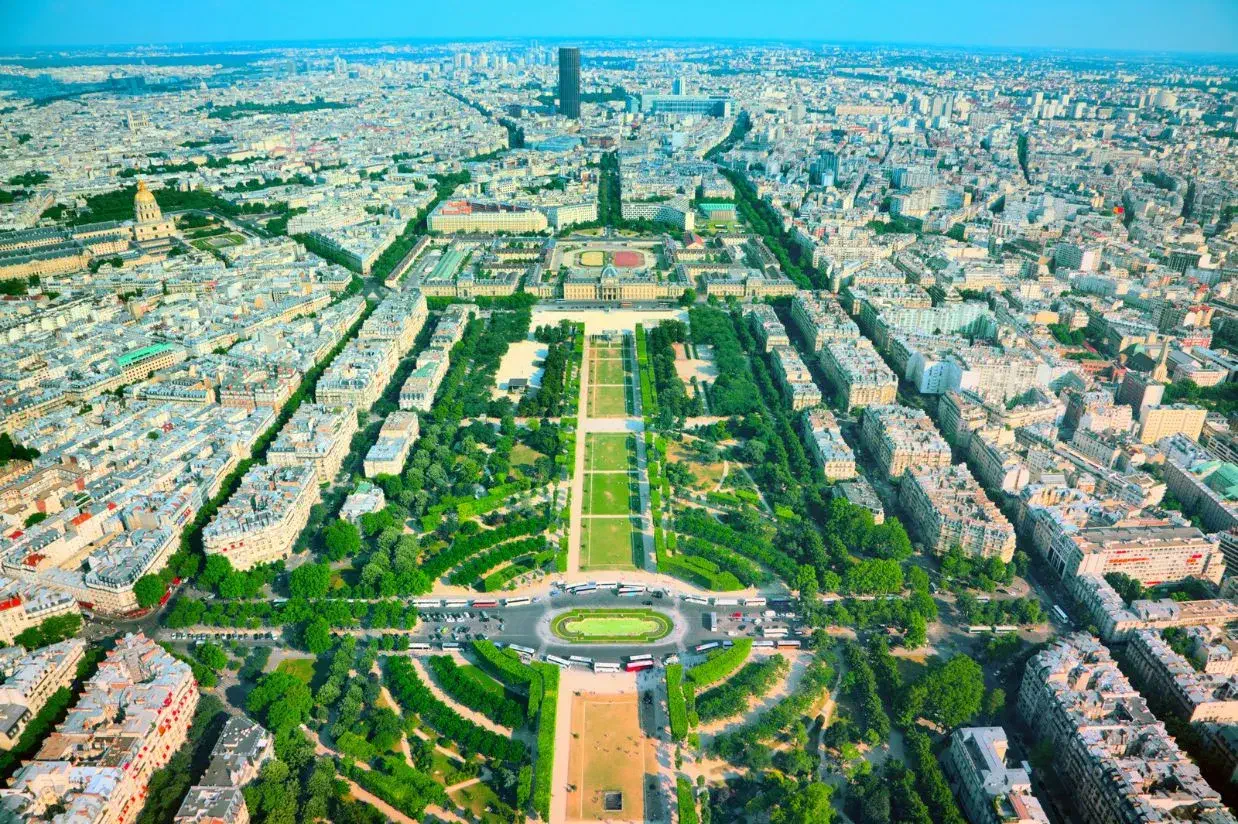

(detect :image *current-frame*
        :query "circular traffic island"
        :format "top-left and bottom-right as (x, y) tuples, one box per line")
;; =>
(550, 608), (674, 644)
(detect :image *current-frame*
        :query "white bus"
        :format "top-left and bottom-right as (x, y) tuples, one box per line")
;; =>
(570, 584), (598, 595)
(413, 599), (441, 608)
(1052, 605), (1070, 625)
(507, 643), (536, 655)
(546, 654), (573, 668)
(762, 626), (789, 638)
(743, 597), (767, 607)
(775, 639), (803, 649)
(712, 598), (740, 606)
(502, 597), (531, 607)
(408, 642), (431, 651)
(618, 586), (643, 597)
(441, 641), (461, 649)
(596, 581), (617, 589)
(618, 583), (646, 593)
(627, 653), (653, 663)
(993, 625), (1020, 634)
(683, 595), (709, 605)
(594, 661), (620, 673)
(443, 598), (468, 608)
(753, 640), (776, 648)
(569, 655), (593, 665)
(694, 642), (721, 653)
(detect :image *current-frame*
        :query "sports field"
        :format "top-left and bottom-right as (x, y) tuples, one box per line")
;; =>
(584, 473), (632, 515)
(586, 433), (631, 472)
(579, 250), (605, 267)
(566, 693), (651, 822)
(551, 608), (673, 643)
(581, 517), (638, 569)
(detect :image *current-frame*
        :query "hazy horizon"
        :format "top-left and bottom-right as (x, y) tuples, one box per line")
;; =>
(4, 0), (1237, 56)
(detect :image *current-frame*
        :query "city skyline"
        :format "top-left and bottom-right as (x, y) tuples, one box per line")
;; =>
(4, 0), (1238, 55)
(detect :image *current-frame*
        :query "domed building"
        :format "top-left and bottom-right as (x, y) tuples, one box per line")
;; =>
(131, 180), (177, 246)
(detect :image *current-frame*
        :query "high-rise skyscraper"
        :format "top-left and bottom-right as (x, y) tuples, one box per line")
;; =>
(558, 47), (581, 119)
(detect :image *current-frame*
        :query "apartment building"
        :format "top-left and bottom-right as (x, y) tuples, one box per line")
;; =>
(745, 303), (790, 351)
(0, 576), (80, 645)
(801, 407), (856, 481)
(860, 404), (952, 480)
(819, 338), (897, 411)
(941, 726), (1049, 824)
(358, 288), (428, 356)
(1, 633), (198, 824)
(202, 463), (318, 571)
(1018, 634), (1233, 824)
(0, 638), (86, 749)
(315, 339), (399, 409)
(1045, 523), (1226, 586)
(1138, 403), (1207, 444)
(771, 346), (822, 411)
(1071, 573), (1238, 642)
(266, 403), (358, 485)
(364, 410), (420, 478)
(399, 352), (451, 412)
(174, 715), (275, 824)
(900, 464), (1017, 561)
(789, 291), (860, 352)
(1126, 629), (1238, 724)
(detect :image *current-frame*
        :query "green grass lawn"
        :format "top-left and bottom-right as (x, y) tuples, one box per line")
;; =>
(589, 383), (629, 417)
(581, 517), (639, 569)
(510, 443), (544, 470)
(550, 608), (673, 642)
(585, 472), (632, 515)
(458, 664), (508, 699)
(275, 657), (315, 685)
(591, 355), (627, 385)
(587, 433), (631, 472)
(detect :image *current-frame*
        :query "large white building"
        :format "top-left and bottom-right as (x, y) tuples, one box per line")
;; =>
(202, 463), (318, 571)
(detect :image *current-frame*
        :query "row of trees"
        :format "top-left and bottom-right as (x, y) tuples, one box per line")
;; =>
(695, 654), (789, 723)
(427, 654), (526, 728)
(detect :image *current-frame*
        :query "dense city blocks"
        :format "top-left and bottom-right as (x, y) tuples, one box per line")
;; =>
(0, 15), (1237, 824)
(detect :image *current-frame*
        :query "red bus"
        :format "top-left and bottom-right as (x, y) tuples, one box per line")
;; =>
(624, 660), (654, 672)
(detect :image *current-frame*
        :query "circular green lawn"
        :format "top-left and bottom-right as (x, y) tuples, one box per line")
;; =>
(550, 608), (673, 644)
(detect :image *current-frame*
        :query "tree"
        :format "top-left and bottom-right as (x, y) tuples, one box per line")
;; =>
(200, 554), (233, 590)
(247, 671), (312, 732)
(196, 641), (229, 671)
(678, 288), (697, 307)
(303, 617), (333, 654)
(289, 562), (332, 599)
(904, 613), (928, 649)
(983, 687), (1007, 722)
(134, 574), (166, 609)
(920, 655), (985, 728)
(323, 519), (361, 560)
(772, 781), (833, 824)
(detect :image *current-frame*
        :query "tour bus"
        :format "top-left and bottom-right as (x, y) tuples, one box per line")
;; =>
(413, 599), (441, 608)
(502, 597), (531, 607)
(618, 583), (646, 593)
(743, 597), (767, 607)
(618, 586), (644, 597)
(441, 641), (461, 649)
(683, 595), (709, 605)
(753, 640), (777, 648)
(776, 639), (803, 649)
(705, 612), (717, 632)
(712, 597), (740, 606)
(594, 661), (620, 673)
(569, 655), (593, 666)
(443, 598), (468, 608)
(408, 642), (431, 651)
(993, 625), (1019, 634)
(624, 659), (654, 672)
(595, 581), (617, 589)
(471, 599), (498, 609)
(762, 626), (789, 638)
(507, 643), (536, 656)
(546, 654), (573, 668)
(694, 641), (721, 653)
(1052, 605), (1070, 625)
(570, 584), (598, 596)
(627, 653), (653, 663)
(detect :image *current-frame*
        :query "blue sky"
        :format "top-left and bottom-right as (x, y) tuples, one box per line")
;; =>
(2, 0), (1236, 54)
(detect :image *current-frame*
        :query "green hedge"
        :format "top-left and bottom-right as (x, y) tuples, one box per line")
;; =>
(446, 536), (547, 585)
(472, 641), (543, 718)
(666, 663), (688, 740)
(531, 662), (559, 820)
(686, 638), (752, 687)
(676, 776), (699, 824)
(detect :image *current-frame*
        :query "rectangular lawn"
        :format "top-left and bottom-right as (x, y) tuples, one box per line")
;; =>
(585, 472), (632, 515)
(581, 517), (639, 569)
(587, 433), (631, 472)
(591, 355), (627, 385)
(589, 383), (629, 417)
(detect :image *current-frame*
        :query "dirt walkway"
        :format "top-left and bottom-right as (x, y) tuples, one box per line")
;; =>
(566, 335), (591, 574)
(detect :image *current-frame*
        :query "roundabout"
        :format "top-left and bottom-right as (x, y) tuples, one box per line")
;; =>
(549, 607), (674, 644)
